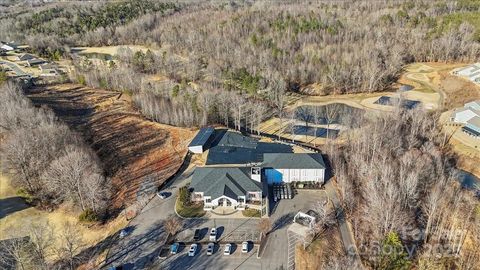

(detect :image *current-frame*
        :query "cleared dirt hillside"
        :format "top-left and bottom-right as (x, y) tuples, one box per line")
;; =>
(26, 84), (194, 209)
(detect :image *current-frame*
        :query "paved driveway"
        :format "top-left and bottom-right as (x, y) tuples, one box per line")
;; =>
(261, 189), (328, 270)
(104, 163), (195, 269)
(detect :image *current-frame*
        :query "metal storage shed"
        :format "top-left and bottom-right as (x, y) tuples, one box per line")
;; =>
(188, 127), (215, 154)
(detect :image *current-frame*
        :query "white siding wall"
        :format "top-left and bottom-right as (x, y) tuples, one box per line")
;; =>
(211, 196), (239, 207)
(265, 168), (325, 184)
(188, 145), (204, 154)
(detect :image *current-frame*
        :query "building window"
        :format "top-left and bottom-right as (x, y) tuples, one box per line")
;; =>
(205, 198), (211, 203)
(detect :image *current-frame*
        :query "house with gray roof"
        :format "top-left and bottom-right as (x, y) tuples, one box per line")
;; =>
(190, 167), (263, 210)
(16, 53), (35, 61)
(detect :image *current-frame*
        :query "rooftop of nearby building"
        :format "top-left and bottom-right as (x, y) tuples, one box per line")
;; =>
(467, 116), (480, 128)
(465, 100), (480, 110)
(262, 153), (326, 169)
(188, 127), (215, 147)
(205, 130), (293, 165)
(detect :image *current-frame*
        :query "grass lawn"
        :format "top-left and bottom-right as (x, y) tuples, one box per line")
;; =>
(242, 208), (261, 218)
(175, 199), (205, 218)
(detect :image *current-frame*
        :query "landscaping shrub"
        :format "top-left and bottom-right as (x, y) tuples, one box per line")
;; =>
(178, 185), (191, 206)
(78, 208), (99, 222)
(242, 208), (261, 218)
(16, 188), (34, 204)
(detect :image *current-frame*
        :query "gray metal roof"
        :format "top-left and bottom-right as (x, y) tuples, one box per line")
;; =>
(467, 116), (480, 128)
(191, 167), (262, 199)
(216, 131), (258, 149)
(188, 127), (214, 147)
(206, 133), (293, 165)
(262, 153), (326, 169)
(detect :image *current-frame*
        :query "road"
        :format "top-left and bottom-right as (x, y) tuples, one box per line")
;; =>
(103, 163), (196, 269)
(261, 190), (329, 270)
(325, 180), (363, 268)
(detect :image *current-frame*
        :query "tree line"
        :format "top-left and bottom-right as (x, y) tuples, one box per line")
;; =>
(0, 83), (110, 218)
(71, 53), (274, 131)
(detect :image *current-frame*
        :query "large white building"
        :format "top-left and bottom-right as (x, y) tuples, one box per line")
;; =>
(454, 63), (480, 84)
(451, 100), (480, 138)
(263, 153), (325, 184)
(451, 101), (480, 124)
(189, 130), (327, 212)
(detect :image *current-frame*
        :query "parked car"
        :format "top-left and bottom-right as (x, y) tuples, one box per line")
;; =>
(119, 228), (130, 238)
(170, 243), (180, 254)
(156, 191), (167, 199)
(207, 243), (215, 255)
(242, 241), (249, 253)
(223, 243), (232, 255)
(188, 244), (198, 257)
(209, 228), (217, 241)
(193, 229), (201, 241)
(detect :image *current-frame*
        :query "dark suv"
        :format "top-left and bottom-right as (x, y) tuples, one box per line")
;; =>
(193, 229), (201, 241)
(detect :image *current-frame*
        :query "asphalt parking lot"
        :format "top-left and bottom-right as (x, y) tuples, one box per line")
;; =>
(156, 242), (261, 270)
(176, 218), (261, 244)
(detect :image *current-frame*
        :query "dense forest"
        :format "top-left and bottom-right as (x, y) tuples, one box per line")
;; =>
(328, 107), (480, 269)
(60, 0), (480, 128)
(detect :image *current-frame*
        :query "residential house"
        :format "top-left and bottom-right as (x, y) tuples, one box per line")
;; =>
(25, 58), (46, 67)
(16, 53), (35, 61)
(1, 42), (17, 51)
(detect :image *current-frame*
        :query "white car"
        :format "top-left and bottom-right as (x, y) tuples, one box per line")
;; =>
(206, 243), (214, 255)
(209, 228), (217, 241)
(156, 191), (167, 199)
(242, 241), (248, 253)
(223, 243), (232, 255)
(188, 243), (198, 257)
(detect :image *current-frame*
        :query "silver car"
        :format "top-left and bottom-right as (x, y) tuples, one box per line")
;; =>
(188, 243), (198, 257)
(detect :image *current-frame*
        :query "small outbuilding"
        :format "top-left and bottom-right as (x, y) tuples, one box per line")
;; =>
(188, 127), (215, 154)
(25, 58), (46, 67)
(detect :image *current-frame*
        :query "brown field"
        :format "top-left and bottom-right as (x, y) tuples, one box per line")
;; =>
(0, 174), (128, 264)
(436, 71), (480, 110)
(26, 84), (194, 208)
